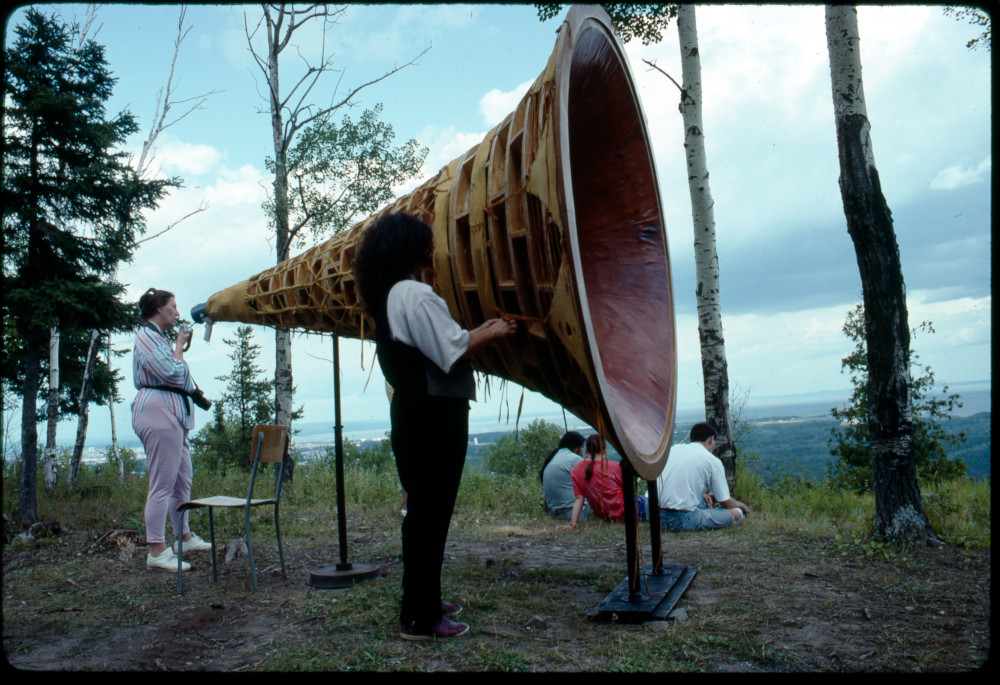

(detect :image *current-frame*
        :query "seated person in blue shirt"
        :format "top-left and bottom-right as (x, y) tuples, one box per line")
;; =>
(539, 431), (593, 521)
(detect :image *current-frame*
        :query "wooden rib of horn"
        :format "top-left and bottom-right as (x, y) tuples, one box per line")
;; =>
(202, 5), (676, 480)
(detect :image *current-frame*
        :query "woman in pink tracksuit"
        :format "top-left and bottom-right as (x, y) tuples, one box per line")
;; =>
(131, 288), (211, 572)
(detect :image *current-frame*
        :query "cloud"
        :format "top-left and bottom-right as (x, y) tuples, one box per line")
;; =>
(930, 157), (992, 190)
(152, 136), (226, 176)
(478, 79), (533, 127)
(403, 125), (486, 182)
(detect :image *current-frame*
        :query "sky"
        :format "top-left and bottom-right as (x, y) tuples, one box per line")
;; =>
(3, 3), (992, 450)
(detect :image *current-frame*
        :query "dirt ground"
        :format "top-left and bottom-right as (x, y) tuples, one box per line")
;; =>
(2, 520), (991, 672)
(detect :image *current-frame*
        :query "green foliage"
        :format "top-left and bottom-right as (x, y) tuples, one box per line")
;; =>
(103, 445), (140, 474)
(536, 3), (677, 45)
(341, 434), (395, 474)
(314, 433), (395, 476)
(2, 8), (174, 415)
(190, 326), (275, 473)
(828, 304), (967, 492)
(943, 6), (991, 51)
(481, 419), (563, 478)
(270, 103), (428, 247)
(921, 477), (991, 548)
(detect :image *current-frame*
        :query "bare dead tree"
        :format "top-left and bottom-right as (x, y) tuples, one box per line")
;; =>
(245, 3), (429, 437)
(66, 331), (100, 490)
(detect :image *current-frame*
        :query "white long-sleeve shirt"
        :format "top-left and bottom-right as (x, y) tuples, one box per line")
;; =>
(386, 279), (470, 373)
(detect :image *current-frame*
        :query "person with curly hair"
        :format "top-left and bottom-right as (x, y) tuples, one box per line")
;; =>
(354, 213), (517, 640)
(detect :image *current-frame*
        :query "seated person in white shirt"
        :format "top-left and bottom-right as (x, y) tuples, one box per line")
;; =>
(656, 422), (749, 531)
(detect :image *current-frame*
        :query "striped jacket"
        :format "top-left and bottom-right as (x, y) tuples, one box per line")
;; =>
(131, 322), (197, 430)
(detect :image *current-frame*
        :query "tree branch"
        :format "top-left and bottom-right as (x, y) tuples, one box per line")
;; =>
(642, 58), (687, 98)
(134, 202), (210, 246)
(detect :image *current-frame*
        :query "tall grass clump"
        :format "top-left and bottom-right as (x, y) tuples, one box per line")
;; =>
(921, 477), (990, 548)
(456, 469), (545, 520)
(735, 446), (873, 538)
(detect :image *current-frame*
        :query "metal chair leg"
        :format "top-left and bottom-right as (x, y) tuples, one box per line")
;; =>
(274, 505), (287, 578)
(176, 537), (184, 595)
(208, 508), (218, 582)
(245, 505), (258, 591)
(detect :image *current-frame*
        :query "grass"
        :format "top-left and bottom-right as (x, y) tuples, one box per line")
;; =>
(2, 453), (991, 672)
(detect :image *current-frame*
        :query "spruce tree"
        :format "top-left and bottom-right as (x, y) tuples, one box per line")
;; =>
(2, 9), (173, 523)
(828, 304), (968, 492)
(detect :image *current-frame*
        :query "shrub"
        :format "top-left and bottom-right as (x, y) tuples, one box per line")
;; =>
(481, 419), (563, 478)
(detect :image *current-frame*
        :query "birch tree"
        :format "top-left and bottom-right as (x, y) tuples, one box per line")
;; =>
(538, 3), (737, 478)
(245, 3), (427, 435)
(42, 327), (60, 492)
(673, 5), (735, 479)
(825, 5), (940, 544)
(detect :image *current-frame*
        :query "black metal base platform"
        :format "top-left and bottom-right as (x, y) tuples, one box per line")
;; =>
(307, 562), (382, 589)
(587, 564), (697, 623)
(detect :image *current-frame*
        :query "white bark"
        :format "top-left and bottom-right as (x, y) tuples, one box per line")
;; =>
(67, 331), (100, 489)
(246, 4), (426, 434)
(677, 5), (735, 477)
(106, 337), (124, 481)
(43, 326), (59, 492)
(826, 6), (877, 170)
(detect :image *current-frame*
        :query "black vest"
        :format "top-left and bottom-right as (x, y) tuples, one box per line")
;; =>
(375, 323), (475, 401)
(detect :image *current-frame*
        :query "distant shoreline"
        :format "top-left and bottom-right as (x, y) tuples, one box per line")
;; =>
(19, 382), (991, 454)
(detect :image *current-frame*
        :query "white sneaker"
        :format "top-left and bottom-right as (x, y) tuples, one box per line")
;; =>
(147, 547), (191, 572)
(173, 532), (213, 554)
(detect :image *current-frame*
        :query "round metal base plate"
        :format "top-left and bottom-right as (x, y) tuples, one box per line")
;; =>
(307, 562), (381, 589)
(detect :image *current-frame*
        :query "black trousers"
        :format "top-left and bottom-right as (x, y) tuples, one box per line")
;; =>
(390, 392), (469, 631)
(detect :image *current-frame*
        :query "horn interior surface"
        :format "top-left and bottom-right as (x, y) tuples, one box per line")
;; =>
(564, 23), (676, 463)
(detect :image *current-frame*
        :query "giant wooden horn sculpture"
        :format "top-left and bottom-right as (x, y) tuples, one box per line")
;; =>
(199, 5), (676, 482)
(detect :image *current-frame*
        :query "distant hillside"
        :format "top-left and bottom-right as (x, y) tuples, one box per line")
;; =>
(466, 412), (991, 482)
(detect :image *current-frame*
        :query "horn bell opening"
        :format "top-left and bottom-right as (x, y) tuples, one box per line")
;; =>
(559, 16), (677, 479)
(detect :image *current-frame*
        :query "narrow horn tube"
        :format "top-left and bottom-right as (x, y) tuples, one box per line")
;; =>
(200, 5), (676, 480)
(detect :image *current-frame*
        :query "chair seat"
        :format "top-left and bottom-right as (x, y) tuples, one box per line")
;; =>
(179, 495), (278, 510)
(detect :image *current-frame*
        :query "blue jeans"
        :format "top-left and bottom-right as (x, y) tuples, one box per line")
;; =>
(548, 501), (593, 521)
(659, 500), (742, 532)
(635, 495), (649, 522)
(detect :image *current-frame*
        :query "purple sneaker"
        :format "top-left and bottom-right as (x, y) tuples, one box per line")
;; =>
(441, 600), (462, 616)
(399, 616), (470, 641)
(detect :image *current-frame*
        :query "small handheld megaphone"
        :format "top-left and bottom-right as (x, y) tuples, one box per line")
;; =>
(190, 303), (213, 343)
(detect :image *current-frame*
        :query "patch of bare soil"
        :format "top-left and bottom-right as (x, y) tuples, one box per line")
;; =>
(2, 521), (990, 672)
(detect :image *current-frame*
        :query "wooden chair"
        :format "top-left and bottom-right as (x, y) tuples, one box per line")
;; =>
(176, 425), (290, 594)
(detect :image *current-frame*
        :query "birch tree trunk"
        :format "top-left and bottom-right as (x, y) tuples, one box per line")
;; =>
(43, 326), (60, 492)
(825, 5), (940, 544)
(264, 12), (295, 434)
(67, 330), (100, 490)
(677, 5), (736, 479)
(107, 338), (124, 481)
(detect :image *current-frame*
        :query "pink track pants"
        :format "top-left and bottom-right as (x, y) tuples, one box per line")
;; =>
(133, 394), (192, 544)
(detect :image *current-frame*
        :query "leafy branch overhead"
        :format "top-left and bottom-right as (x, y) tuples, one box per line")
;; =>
(536, 3), (677, 45)
(268, 103), (428, 248)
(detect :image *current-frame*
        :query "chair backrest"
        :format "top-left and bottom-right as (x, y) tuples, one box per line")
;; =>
(248, 425), (289, 465)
